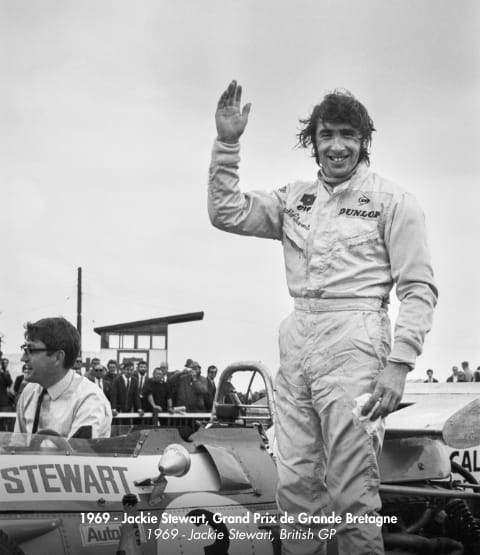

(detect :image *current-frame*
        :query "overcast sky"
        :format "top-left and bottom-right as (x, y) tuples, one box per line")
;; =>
(1, 0), (479, 380)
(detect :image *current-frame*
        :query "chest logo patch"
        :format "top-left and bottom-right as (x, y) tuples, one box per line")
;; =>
(339, 207), (380, 219)
(297, 193), (316, 212)
(358, 194), (370, 205)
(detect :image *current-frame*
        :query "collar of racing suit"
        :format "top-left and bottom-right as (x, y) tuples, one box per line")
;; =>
(317, 163), (359, 188)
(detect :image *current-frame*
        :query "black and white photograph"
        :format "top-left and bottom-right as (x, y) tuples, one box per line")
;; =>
(1, 1), (479, 554)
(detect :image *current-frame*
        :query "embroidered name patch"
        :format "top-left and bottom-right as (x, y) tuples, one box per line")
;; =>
(284, 208), (310, 230)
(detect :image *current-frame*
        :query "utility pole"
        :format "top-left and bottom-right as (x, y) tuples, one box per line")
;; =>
(77, 267), (82, 355)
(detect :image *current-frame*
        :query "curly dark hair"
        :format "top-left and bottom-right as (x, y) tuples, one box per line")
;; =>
(25, 317), (80, 369)
(297, 89), (375, 165)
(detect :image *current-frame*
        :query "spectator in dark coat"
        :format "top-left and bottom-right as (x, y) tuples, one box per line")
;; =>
(205, 365), (218, 411)
(13, 364), (29, 407)
(104, 360), (118, 384)
(0, 357), (12, 408)
(0, 358), (13, 430)
(169, 361), (208, 412)
(110, 361), (143, 416)
(144, 364), (171, 412)
(136, 360), (150, 412)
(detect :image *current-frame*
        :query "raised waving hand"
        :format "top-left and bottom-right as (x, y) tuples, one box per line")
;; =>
(215, 80), (252, 144)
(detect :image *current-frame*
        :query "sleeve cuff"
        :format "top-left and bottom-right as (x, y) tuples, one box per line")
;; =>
(213, 139), (240, 153)
(388, 340), (417, 370)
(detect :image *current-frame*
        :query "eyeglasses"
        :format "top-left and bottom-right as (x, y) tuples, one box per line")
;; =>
(20, 343), (51, 356)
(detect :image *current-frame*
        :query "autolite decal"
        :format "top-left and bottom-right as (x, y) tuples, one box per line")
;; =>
(80, 523), (146, 546)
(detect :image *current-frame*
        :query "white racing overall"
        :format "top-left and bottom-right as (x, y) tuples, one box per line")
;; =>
(208, 140), (437, 554)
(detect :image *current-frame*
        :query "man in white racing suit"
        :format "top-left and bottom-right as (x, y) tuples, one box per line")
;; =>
(208, 81), (437, 554)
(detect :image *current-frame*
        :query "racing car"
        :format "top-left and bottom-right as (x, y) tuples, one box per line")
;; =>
(1, 361), (480, 554)
(0, 362), (278, 555)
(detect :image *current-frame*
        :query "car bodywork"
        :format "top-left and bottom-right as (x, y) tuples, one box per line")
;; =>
(2, 363), (480, 554)
(0, 363), (279, 555)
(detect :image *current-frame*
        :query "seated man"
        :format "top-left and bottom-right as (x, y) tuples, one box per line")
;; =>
(15, 317), (112, 438)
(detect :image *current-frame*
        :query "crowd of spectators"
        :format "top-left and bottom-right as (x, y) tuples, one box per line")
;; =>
(8, 346), (480, 426)
(78, 356), (218, 417)
(0, 351), (220, 422)
(6, 351), (480, 421)
(424, 361), (480, 383)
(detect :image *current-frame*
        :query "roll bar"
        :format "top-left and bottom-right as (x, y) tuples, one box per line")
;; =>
(211, 361), (276, 425)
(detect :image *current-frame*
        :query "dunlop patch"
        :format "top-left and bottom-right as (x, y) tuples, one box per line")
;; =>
(338, 208), (380, 219)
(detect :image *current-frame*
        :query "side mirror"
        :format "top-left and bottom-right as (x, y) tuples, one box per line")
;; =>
(158, 443), (191, 477)
(134, 443), (191, 505)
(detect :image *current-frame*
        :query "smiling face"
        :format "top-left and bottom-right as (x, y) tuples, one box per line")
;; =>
(315, 120), (362, 180)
